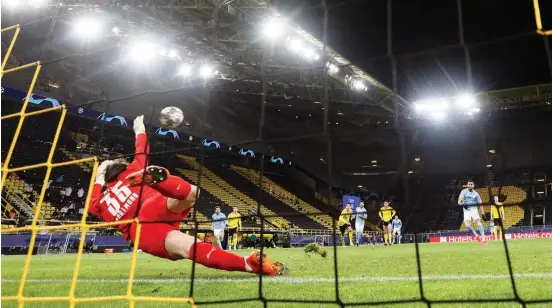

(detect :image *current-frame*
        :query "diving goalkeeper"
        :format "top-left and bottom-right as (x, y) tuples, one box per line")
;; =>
(89, 115), (283, 276)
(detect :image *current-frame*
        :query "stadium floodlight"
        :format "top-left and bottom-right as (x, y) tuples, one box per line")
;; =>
(261, 17), (285, 40)
(178, 64), (192, 77)
(200, 65), (214, 78)
(455, 94), (477, 108)
(428, 111), (447, 121)
(129, 42), (156, 61)
(112, 27), (121, 35)
(414, 157), (421, 162)
(464, 107), (480, 116)
(289, 39), (303, 53)
(74, 18), (103, 39)
(352, 79), (367, 91)
(168, 49), (179, 59)
(326, 62), (339, 73)
(303, 48), (315, 60)
(413, 98), (450, 118)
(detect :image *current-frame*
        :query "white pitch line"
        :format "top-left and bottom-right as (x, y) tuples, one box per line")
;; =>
(3, 273), (552, 284)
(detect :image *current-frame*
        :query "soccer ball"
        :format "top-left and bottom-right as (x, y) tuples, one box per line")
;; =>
(159, 106), (184, 128)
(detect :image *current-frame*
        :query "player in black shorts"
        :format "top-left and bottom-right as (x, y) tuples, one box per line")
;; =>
(228, 226), (238, 238)
(226, 206), (242, 250)
(378, 201), (396, 245)
(338, 204), (354, 246)
(339, 224), (350, 235)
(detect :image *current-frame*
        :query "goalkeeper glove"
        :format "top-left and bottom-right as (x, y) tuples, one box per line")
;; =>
(95, 160), (114, 186)
(133, 115), (146, 136)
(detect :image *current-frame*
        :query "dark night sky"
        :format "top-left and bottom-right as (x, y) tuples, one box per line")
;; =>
(276, 0), (552, 100)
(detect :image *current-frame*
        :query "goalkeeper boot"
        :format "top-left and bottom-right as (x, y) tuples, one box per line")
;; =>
(245, 251), (286, 276)
(126, 165), (170, 186)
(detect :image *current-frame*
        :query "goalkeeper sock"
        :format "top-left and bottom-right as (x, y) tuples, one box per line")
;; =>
(151, 175), (193, 200)
(233, 237), (238, 249)
(383, 234), (388, 244)
(493, 228), (498, 240)
(498, 227), (503, 240)
(348, 233), (353, 246)
(188, 242), (246, 272)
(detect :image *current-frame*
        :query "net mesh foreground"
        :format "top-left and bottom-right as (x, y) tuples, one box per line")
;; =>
(1, 0), (552, 307)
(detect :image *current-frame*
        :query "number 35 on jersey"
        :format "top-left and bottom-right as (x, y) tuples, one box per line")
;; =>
(100, 181), (139, 220)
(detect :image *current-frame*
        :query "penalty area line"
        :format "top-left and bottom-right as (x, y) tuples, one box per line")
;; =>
(3, 273), (552, 284)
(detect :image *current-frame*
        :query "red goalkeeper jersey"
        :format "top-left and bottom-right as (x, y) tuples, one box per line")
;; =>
(89, 133), (160, 238)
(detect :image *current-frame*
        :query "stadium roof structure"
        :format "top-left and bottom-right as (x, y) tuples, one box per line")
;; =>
(2, 0), (552, 189)
(1, 0), (408, 129)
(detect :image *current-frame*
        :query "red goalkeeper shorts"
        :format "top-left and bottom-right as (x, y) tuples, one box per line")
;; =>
(128, 194), (192, 260)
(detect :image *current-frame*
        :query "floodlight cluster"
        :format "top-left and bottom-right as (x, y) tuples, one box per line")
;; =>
(127, 41), (184, 63)
(259, 15), (371, 92)
(260, 16), (346, 81)
(345, 75), (368, 92)
(60, 15), (221, 79)
(260, 17), (321, 61)
(326, 62), (339, 74)
(176, 63), (218, 79)
(413, 94), (480, 121)
(74, 19), (104, 39)
(284, 37), (321, 62)
(121, 37), (218, 79)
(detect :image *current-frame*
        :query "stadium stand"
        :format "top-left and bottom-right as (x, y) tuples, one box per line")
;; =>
(1, 100), (545, 237)
(176, 155), (295, 229)
(208, 163), (326, 230)
(267, 173), (341, 216)
(232, 166), (334, 229)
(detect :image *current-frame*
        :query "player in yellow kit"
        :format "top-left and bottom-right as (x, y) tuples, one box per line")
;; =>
(379, 201), (396, 246)
(227, 206), (242, 250)
(338, 203), (354, 246)
(491, 196), (506, 240)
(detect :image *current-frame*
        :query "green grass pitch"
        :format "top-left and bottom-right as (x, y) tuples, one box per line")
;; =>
(2, 239), (552, 308)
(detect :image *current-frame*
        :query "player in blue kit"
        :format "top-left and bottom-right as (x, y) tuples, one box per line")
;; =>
(354, 201), (367, 246)
(457, 180), (487, 245)
(391, 215), (402, 244)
